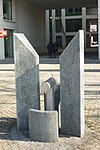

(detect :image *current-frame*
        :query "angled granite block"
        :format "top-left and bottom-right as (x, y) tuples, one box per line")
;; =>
(14, 33), (40, 131)
(60, 30), (84, 137)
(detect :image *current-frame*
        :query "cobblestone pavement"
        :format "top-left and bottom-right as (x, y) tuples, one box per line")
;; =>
(0, 57), (100, 150)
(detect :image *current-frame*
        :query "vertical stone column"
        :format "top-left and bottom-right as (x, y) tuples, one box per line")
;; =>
(98, 0), (100, 59)
(52, 9), (56, 42)
(82, 7), (86, 49)
(0, 0), (5, 59)
(45, 10), (50, 50)
(14, 33), (40, 131)
(0, 38), (5, 59)
(62, 9), (66, 48)
(60, 30), (84, 138)
(0, 0), (3, 19)
(12, 0), (16, 22)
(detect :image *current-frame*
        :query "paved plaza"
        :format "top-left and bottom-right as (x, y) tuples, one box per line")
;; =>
(0, 56), (100, 150)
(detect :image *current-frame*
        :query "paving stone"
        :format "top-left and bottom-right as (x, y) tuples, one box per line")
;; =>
(0, 57), (100, 149)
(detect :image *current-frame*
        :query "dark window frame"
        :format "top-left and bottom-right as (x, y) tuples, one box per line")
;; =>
(66, 19), (82, 32)
(3, 0), (12, 20)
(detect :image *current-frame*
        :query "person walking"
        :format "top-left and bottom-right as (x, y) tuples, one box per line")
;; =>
(47, 40), (53, 58)
(51, 41), (56, 58)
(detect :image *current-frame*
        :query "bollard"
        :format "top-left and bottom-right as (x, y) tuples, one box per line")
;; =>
(41, 77), (57, 111)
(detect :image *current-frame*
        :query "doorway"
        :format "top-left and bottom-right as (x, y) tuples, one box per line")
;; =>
(4, 29), (13, 58)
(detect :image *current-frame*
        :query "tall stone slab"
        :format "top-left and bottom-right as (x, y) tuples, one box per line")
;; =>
(60, 30), (84, 137)
(14, 33), (40, 131)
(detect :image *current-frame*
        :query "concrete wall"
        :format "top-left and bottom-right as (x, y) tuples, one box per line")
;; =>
(86, 8), (97, 15)
(17, 0), (45, 53)
(0, 0), (45, 59)
(0, 0), (16, 29)
(0, 0), (98, 59)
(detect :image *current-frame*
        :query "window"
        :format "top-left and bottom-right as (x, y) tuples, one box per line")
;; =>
(4, 29), (13, 58)
(55, 9), (61, 17)
(86, 19), (98, 32)
(86, 34), (98, 48)
(75, 8), (82, 14)
(49, 10), (52, 18)
(90, 34), (98, 47)
(66, 19), (82, 32)
(49, 18), (52, 40)
(3, 0), (12, 20)
(69, 8), (73, 13)
(66, 36), (74, 46)
(56, 20), (62, 33)
(65, 8), (73, 16)
(90, 24), (97, 32)
(56, 36), (62, 48)
(65, 8), (82, 16)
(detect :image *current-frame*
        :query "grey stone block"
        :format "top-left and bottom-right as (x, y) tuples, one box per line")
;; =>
(14, 33), (40, 131)
(28, 109), (58, 142)
(60, 30), (84, 137)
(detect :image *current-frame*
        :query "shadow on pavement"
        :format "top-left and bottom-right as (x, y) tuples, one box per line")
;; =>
(0, 118), (30, 141)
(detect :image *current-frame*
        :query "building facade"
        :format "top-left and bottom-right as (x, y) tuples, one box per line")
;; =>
(0, 0), (45, 60)
(46, 7), (98, 53)
(0, 0), (99, 59)
(0, 0), (17, 59)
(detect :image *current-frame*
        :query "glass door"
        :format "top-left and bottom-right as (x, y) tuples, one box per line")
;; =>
(4, 29), (13, 58)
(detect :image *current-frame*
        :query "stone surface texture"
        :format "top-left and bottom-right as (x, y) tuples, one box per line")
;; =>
(14, 33), (40, 131)
(41, 77), (56, 93)
(28, 109), (58, 142)
(41, 77), (57, 110)
(0, 57), (100, 149)
(60, 30), (84, 137)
